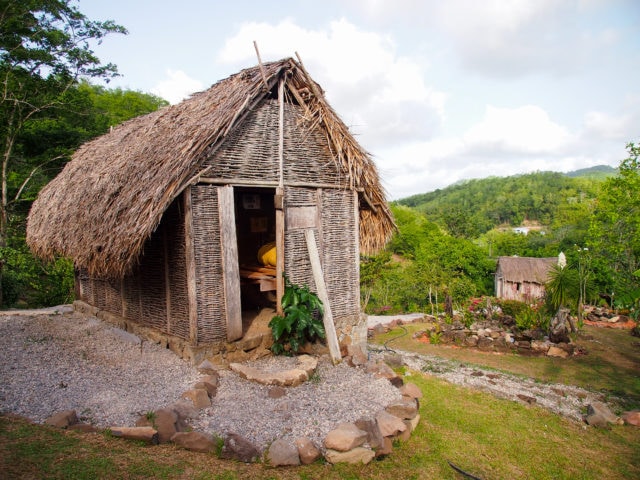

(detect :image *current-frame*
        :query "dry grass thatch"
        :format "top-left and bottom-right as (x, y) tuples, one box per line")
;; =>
(496, 256), (558, 284)
(26, 57), (395, 278)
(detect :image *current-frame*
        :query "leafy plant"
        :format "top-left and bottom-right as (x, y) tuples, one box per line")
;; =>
(545, 263), (579, 312)
(269, 275), (326, 355)
(429, 331), (442, 345)
(515, 305), (542, 331)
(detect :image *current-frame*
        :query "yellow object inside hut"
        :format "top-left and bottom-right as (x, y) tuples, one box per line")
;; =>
(257, 241), (277, 267)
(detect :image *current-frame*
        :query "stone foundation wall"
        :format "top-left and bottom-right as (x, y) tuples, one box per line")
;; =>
(73, 300), (274, 366)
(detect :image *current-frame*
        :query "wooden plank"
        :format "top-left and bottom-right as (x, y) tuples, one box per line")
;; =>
(286, 206), (317, 230)
(259, 278), (277, 292)
(240, 265), (276, 275)
(218, 185), (243, 342)
(239, 269), (274, 280)
(304, 229), (341, 364)
(183, 188), (199, 345)
(275, 187), (285, 315)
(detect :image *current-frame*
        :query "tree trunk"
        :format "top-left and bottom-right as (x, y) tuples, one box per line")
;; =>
(549, 308), (571, 343)
(445, 295), (453, 318)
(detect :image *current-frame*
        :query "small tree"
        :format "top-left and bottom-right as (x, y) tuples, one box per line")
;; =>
(588, 142), (640, 300)
(0, 0), (127, 245)
(545, 263), (577, 308)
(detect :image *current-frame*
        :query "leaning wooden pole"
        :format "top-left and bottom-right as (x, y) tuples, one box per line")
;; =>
(275, 77), (285, 315)
(304, 229), (341, 364)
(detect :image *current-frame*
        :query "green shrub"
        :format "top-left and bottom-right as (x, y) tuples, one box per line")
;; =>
(0, 245), (74, 308)
(497, 299), (530, 318)
(269, 275), (326, 355)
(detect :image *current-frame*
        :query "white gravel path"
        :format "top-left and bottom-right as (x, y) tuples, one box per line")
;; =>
(0, 310), (401, 451)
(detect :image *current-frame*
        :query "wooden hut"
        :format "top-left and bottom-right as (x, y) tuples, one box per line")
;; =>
(495, 256), (558, 302)
(26, 58), (394, 364)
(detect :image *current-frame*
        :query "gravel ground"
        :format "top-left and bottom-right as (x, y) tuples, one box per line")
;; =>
(0, 310), (401, 452)
(0, 311), (200, 427)
(1, 309), (604, 453)
(192, 357), (402, 449)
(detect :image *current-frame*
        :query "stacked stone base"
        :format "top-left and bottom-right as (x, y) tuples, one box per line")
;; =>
(73, 300), (275, 366)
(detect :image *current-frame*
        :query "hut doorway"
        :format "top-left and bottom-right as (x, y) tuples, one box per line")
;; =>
(234, 187), (278, 333)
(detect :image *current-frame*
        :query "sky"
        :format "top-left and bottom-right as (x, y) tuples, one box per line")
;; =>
(79, 0), (640, 200)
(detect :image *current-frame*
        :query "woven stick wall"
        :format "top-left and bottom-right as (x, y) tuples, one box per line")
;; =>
(320, 188), (359, 326)
(76, 199), (193, 342)
(191, 185), (227, 343)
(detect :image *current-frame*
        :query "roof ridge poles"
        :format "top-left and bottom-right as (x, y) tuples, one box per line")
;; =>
(253, 41), (269, 90)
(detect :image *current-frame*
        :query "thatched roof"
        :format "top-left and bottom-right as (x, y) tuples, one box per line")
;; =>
(496, 256), (558, 284)
(27, 58), (394, 278)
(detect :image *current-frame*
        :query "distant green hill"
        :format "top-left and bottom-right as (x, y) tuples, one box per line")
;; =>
(396, 170), (604, 238)
(565, 164), (616, 179)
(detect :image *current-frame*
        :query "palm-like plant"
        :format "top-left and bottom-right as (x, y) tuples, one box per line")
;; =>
(545, 263), (579, 312)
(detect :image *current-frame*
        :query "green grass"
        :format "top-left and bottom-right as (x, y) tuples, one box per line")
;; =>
(374, 324), (640, 409)
(1, 324), (639, 479)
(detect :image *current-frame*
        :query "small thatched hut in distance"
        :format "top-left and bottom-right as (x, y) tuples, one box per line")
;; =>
(27, 58), (394, 364)
(495, 256), (559, 302)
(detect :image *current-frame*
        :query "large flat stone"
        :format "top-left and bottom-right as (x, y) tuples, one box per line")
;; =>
(325, 447), (375, 465)
(324, 423), (368, 451)
(230, 355), (318, 387)
(376, 410), (406, 437)
(267, 438), (300, 466)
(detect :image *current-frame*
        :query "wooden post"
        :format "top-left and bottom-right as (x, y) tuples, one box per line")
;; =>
(275, 76), (286, 315)
(218, 185), (242, 342)
(183, 188), (199, 346)
(304, 229), (341, 364)
(275, 188), (285, 315)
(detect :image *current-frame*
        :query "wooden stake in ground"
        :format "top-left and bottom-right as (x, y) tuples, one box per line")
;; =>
(304, 229), (341, 364)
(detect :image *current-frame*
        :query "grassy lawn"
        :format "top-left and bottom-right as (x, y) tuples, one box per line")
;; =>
(1, 324), (639, 479)
(372, 323), (640, 411)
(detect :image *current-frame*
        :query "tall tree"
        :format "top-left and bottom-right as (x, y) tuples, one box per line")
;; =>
(588, 142), (640, 302)
(0, 0), (126, 245)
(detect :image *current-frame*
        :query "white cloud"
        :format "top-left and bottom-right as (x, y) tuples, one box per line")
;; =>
(151, 69), (205, 104)
(355, 0), (621, 77)
(376, 104), (580, 199)
(216, 18), (446, 147)
(583, 110), (633, 140)
(464, 105), (572, 154)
